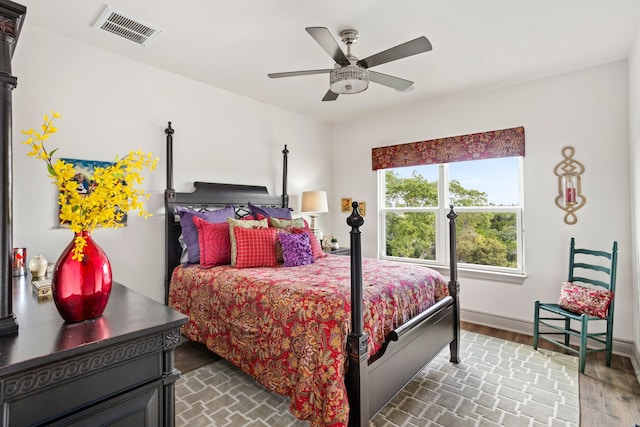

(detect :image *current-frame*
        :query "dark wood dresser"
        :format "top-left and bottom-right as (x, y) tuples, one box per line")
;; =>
(0, 277), (187, 426)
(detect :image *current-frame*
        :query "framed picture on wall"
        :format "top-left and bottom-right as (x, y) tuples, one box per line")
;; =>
(341, 198), (352, 212)
(58, 158), (127, 228)
(357, 201), (366, 216)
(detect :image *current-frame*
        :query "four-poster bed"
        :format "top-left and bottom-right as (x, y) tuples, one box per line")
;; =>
(164, 122), (460, 426)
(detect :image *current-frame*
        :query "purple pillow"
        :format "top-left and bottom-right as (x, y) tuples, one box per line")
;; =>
(248, 202), (292, 219)
(278, 231), (313, 267)
(177, 205), (235, 264)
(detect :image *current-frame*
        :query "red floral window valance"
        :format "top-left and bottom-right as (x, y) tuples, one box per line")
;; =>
(371, 126), (525, 170)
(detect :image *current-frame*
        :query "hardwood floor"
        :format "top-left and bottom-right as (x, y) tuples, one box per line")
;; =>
(175, 322), (640, 426)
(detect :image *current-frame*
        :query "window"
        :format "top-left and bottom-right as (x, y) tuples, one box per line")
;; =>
(379, 156), (524, 274)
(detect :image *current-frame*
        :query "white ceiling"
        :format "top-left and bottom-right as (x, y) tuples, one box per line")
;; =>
(19, 0), (640, 124)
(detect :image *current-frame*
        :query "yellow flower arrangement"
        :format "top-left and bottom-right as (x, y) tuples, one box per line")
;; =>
(22, 112), (158, 261)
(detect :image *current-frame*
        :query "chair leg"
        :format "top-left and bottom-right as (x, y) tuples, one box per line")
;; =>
(533, 301), (540, 350)
(579, 315), (588, 374)
(564, 317), (571, 348)
(605, 318), (614, 367)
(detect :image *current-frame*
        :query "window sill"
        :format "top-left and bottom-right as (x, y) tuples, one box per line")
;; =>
(379, 255), (528, 285)
(428, 264), (528, 285)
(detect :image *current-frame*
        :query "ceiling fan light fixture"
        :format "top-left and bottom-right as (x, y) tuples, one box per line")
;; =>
(330, 65), (369, 94)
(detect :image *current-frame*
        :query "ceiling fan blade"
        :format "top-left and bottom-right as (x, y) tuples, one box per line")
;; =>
(322, 90), (339, 102)
(268, 69), (332, 78)
(368, 70), (414, 91)
(357, 36), (432, 69)
(306, 27), (350, 66)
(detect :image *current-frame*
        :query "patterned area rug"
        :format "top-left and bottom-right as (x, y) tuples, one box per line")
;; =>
(175, 331), (579, 426)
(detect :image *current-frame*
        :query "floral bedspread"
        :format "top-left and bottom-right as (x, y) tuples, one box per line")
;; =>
(169, 255), (449, 427)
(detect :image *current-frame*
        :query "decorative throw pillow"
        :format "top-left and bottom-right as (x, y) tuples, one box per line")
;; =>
(192, 217), (231, 268)
(293, 227), (325, 260)
(176, 205), (235, 264)
(178, 234), (188, 264)
(227, 217), (269, 267)
(233, 227), (278, 269)
(248, 202), (293, 220)
(270, 217), (306, 229)
(557, 281), (614, 319)
(278, 232), (313, 267)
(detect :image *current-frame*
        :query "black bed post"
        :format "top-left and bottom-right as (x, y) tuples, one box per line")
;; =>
(346, 202), (368, 427)
(447, 205), (461, 363)
(164, 122), (175, 305)
(281, 145), (289, 207)
(0, 0), (25, 337)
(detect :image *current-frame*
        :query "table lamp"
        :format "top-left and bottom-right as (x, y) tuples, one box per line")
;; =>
(301, 190), (328, 239)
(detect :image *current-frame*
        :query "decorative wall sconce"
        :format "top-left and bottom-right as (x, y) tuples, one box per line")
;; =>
(553, 146), (586, 225)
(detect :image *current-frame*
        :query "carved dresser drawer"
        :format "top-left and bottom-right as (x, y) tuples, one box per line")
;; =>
(0, 280), (187, 427)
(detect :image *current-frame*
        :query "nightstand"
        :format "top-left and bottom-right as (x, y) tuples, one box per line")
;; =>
(329, 247), (350, 256)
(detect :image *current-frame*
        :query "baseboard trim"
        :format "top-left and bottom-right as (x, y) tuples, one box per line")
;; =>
(461, 308), (634, 358)
(631, 342), (640, 386)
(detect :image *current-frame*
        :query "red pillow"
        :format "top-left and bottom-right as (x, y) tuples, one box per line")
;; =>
(233, 227), (278, 268)
(192, 217), (231, 268)
(557, 281), (614, 319)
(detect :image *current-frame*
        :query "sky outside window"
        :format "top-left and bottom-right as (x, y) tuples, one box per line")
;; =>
(392, 157), (520, 206)
(449, 157), (519, 206)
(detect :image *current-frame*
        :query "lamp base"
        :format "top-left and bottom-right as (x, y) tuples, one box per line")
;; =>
(308, 214), (322, 241)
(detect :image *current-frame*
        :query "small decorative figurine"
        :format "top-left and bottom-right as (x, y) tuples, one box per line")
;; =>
(29, 255), (48, 278)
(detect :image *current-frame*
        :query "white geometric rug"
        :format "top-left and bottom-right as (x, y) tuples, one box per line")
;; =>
(175, 330), (579, 426)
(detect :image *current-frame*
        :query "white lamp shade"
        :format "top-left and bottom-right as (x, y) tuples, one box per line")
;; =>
(301, 190), (328, 213)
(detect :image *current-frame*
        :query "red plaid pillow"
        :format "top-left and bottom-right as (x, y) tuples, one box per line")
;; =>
(233, 227), (278, 268)
(227, 218), (268, 267)
(193, 217), (231, 268)
(557, 281), (614, 319)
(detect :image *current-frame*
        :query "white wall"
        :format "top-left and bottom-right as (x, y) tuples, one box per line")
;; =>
(11, 25), (332, 303)
(329, 61), (634, 342)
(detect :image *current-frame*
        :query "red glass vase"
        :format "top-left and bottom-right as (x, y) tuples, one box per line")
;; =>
(52, 231), (113, 323)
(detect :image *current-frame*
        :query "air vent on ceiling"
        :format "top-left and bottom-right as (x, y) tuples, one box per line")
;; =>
(92, 6), (162, 47)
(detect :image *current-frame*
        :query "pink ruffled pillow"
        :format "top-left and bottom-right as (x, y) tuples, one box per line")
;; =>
(557, 281), (614, 319)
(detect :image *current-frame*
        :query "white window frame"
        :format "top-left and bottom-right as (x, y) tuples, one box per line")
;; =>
(377, 159), (526, 279)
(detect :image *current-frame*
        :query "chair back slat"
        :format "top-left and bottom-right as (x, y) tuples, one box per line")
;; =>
(573, 262), (610, 276)
(574, 248), (612, 259)
(568, 237), (618, 294)
(570, 275), (611, 289)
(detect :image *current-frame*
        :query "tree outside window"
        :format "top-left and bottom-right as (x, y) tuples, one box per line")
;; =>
(380, 157), (523, 273)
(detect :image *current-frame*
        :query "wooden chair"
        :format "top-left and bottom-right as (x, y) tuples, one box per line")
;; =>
(533, 237), (618, 373)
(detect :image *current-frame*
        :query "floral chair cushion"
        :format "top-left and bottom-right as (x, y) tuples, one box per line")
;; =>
(557, 281), (614, 319)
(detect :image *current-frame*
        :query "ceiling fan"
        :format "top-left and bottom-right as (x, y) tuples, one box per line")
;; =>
(268, 27), (432, 102)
